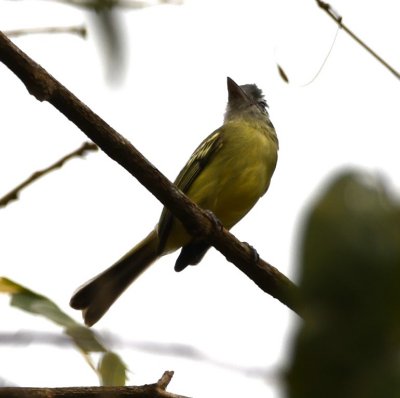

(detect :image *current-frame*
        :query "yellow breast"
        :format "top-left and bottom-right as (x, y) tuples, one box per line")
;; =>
(163, 120), (278, 252)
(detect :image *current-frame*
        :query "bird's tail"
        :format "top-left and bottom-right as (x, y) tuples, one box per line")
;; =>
(70, 230), (159, 326)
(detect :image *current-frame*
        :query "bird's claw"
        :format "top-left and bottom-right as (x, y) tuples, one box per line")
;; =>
(243, 242), (260, 265)
(204, 209), (223, 231)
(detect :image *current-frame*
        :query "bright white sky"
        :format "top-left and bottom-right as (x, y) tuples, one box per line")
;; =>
(0, 0), (399, 397)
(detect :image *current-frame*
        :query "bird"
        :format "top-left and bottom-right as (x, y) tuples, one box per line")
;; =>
(70, 77), (279, 326)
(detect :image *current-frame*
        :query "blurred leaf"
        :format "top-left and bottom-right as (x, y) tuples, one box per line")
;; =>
(0, 277), (127, 386)
(65, 325), (106, 352)
(287, 171), (400, 398)
(98, 351), (128, 386)
(1, 277), (76, 327)
(277, 64), (289, 83)
(90, 8), (127, 83)
(0, 277), (27, 294)
(13, 294), (77, 328)
(48, 0), (183, 83)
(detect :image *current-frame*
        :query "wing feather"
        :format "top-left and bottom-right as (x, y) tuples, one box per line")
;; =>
(157, 129), (224, 252)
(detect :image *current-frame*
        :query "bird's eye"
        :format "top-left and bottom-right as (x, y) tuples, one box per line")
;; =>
(259, 100), (267, 108)
(257, 99), (268, 112)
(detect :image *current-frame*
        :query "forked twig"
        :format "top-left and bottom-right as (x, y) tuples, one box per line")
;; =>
(316, 0), (400, 80)
(0, 142), (98, 208)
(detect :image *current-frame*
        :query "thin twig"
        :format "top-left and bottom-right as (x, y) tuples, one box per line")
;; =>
(5, 26), (87, 39)
(0, 371), (189, 398)
(0, 31), (301, 317)
(276, 24), (340, 85)
(316, 0), (400, 80)
(35, 0), (182, 10)
(0, 330), (270, 378)
(156, 371), (174, 390)
(0, 142), (98, 208)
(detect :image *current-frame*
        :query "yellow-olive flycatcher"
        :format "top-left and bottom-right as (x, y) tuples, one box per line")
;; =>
(70, 77), (279, 326)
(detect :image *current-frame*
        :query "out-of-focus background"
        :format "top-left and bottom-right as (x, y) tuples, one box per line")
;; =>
(1, 0), (399, 396)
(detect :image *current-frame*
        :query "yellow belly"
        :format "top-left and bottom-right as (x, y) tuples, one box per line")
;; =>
(162, 122), (278, 253)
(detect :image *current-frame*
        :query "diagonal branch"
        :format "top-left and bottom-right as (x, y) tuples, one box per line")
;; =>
(0, 142), (98, 208)
(316, 0), (400, 80)
(0, 32), (301, 317)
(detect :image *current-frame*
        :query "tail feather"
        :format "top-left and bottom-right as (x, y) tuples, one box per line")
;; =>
(70, 230), (159, 326)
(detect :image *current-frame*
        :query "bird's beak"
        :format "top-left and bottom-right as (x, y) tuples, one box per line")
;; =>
(227, 77), (248, 103)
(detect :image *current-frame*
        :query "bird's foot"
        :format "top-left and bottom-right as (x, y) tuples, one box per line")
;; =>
(204, 209), (223, 232)
(242, 242), (260, 265)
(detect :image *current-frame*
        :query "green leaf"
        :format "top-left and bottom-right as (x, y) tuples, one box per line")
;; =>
(0, 277), (28, 293)
(0, 277), (77, 328)
(98, 351), (128, 386)
(1, 277), (127, 386)
(11, 292), (77, 328)
(287, 171), (400, 398)
(65, 325), (106, 353)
